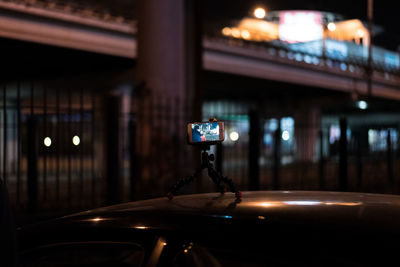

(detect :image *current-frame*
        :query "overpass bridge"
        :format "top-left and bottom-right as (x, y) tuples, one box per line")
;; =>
(1, 0), (400, 101)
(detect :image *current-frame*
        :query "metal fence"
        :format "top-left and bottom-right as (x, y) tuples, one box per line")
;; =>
(1, 83), (110, 220)
(216, 112), (400, 195)
(1, 83), (400, 224)
(0, 83), (197, 223)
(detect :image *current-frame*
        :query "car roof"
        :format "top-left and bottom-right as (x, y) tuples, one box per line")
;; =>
(61, 190), (400, 232)
(18, 191), (400, 266)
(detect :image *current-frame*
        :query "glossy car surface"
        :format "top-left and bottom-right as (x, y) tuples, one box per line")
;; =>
(17, 191), (400, 266)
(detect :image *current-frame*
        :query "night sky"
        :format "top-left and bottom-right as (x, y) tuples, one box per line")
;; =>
(202, 0), (400, 50)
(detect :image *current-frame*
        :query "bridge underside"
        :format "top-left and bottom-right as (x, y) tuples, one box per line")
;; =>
(203, 40), (400, 101)
(1, 4), (400, 106)
(203, 70), (400, 116)
(1, 4), (400, 102)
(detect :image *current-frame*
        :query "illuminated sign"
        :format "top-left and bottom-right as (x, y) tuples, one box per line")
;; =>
(326, 40), (348, 59)
(384, 52), (400, 68)
(279, 11), (323, 43)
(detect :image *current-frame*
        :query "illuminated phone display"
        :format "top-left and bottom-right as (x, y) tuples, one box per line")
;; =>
(187, 121), (224, 145)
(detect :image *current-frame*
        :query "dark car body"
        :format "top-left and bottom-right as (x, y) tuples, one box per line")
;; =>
(17, 191), (400, 266)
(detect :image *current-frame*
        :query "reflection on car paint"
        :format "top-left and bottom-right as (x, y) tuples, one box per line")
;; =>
(244, 200), (363, 207)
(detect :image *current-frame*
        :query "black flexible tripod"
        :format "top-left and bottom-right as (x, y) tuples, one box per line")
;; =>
(167, 145), (242, 201)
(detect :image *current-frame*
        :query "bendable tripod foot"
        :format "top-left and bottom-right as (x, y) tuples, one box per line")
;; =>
(167, 192), (174, 200)
(166, 149), (241, 202)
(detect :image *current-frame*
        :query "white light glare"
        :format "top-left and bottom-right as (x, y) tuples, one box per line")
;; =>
(134, 225), (148, 230)
(327, 22), (336, 31)
(282, 130), (290, 141)
(72, 135), (80, 146)
(357, 100), (368, 110)
(254, 7), (266, 19)
(229, 131), (240, 141)
(356, 29), (365, 38)
(241, 30), (251, 40)
(284, 201), (322, 206)
(44, 137), (52, 147)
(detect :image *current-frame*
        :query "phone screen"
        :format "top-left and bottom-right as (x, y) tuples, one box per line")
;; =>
(189, 122), (223, 143)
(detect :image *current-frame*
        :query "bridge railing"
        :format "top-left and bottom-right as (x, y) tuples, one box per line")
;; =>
(204, 29), (400, 81)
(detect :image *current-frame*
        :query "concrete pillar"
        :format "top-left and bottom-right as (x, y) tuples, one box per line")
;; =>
(294, 108), (321, 162)
(135, 0), (201, 196)
(137, 0), (201, 101)
(103, 85), (132, 204)
(137, 0), (184, 96)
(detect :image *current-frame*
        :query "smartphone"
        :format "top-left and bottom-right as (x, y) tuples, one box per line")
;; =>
(187, 121), (224, 145)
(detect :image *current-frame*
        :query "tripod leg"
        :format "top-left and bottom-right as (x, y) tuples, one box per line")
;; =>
(167, 166), (204, 200)
(207, 164), (225, 194)
(219, 175), (242, 200)
(208, 166), (241, 200)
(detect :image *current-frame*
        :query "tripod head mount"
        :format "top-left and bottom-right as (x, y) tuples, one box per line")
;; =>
(166, 119), (241, 201)
(200, 147), (215, 168)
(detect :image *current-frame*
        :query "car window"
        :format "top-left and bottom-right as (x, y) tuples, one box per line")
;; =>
(172, 243), (222, 267)
(170, 241), (365, 267)
(18, 241), (145, 267)
(165, 237), (384, 267)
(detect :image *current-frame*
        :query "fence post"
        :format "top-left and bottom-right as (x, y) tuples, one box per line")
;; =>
(339, 118), (348, 191)
(318, 129), (325, 190)
(27, 116), (38, 212)
(387, 130), (393, 187)
(273, 122), (281, 190)
(2, 85), (7, 186)
(129, 116), (137, 201)
(356, 131), (363, 191)
(397, 126), (400, 193)
(248, 110), (260, 190)
(105, 95), (122, 204)
(216, 143), (223, 175)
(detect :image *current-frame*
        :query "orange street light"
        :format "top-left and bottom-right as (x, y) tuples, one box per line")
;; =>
(254, 7), (266, 19)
